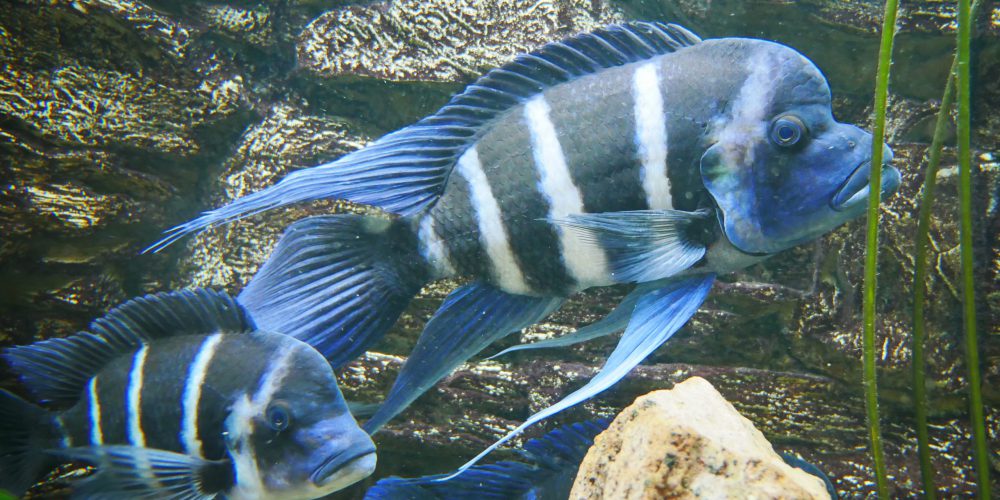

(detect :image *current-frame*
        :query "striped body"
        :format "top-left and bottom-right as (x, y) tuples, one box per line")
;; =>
(418, 39), (750, 296)
(1, 288), (377, 499)
(143, 22), (898, 450)
(58, 333), (287, 461)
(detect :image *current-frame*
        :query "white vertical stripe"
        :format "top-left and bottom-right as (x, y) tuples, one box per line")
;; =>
(126, 344), (149, 447)
(632, 62), (673, 210)
(524, 96), (610, 287)
(227, 344), (299, 499)
(181, 333), (223, 457)
(710, 50), (776, 167)
(88, 376), (103, 445)
(455, 146), (532, 294)
(417, 215), (456, 278)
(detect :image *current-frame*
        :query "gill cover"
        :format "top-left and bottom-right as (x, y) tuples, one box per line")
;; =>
(699, 43), (897, 255)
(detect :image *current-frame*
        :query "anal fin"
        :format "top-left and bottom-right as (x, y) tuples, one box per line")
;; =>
(448, 274), (716, 475)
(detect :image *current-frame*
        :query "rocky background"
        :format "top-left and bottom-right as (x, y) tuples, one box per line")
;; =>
(1, 0), (998, 498)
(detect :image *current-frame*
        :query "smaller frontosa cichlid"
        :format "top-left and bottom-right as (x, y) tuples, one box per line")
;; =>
(0, 289), (376, 499)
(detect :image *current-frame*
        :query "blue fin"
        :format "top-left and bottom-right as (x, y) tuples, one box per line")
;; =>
(490, 280), (666, 357)
(0, 390), (59, 497)
(363, 282), (563, 433)
(146, 22), (700, 252)
(61, 446), (225, 499)
(347, 400), (379, 419)
(237, 215), (425, 367)
(549, 209), (709, 283)
(364, 420), (609, 500)
(781, 453), (838, 499)
(4, 289), (252, 406)
(449, 274), (715, 475)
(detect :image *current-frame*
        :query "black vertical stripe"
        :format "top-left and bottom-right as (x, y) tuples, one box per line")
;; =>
(475, 111), (574, 295)
(430, 170), (490, 279)
(545, 68), (650, 214)
(59, 380), (99, 447)
(93, 354), (132, 446)
(196, 334), (273, 461)
(136, 336), (205, 453)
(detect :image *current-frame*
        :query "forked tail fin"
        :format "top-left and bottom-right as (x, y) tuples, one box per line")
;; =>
(0, 390), (60, 497)
(237, 214), (428, 368)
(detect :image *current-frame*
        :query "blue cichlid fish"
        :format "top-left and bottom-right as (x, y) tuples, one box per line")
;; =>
(364, 420), (609, 500)
(147, 22), (900, 471)
(0, 289), (376, 499)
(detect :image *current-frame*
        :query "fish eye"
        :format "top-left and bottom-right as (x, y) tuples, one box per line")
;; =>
(770, 115), (806, 147)
(265, 402), (292, 432)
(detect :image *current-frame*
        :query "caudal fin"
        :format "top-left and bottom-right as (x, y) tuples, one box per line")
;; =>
(237, 214), (427, 368)
(0, 390), (59, 497)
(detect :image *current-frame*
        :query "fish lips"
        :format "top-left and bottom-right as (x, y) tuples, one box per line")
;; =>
(831, 156), (901, 212)
(311, 443), (377, 488)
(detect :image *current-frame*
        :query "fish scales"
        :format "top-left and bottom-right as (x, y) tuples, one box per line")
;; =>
(425, 161), (491, 282)
(136, 335), (203, 453)
(426, 41), (750, 295)
(57, 333), (278, 461)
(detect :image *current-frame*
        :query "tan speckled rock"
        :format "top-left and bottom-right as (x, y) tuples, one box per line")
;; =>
(177, 100), (375, 292)
(297, 0), (624, 82)
(570, 377), (831, 499)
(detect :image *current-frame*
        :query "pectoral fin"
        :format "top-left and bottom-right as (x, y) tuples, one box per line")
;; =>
(446, 273), (715, 476)
(60, 446), (228, 499)
(549, 210), (709, 283)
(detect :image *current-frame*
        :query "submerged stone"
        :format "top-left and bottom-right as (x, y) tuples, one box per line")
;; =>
(570, 377), (831, 499)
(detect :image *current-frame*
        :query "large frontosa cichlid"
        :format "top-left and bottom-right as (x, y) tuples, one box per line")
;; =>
(0, 289), (376, 499)
(147, 22), (900, 470)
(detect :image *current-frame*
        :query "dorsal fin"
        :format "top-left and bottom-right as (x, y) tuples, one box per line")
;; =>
(421, 21), (700, 128)
(4, 289), (255, 406)
(146, 22), (701, 252)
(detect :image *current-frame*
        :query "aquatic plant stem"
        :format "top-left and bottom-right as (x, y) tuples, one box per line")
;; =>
(862, 0), (899, 496)
(955, 0), (991, 497)
(910, 63), (953, 500)
(911, 3), (983, 497)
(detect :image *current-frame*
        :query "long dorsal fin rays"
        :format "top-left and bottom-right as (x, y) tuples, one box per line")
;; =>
(443, 273), (716, 478)
(362, 282), (564, 433)
(3, 289), (253, 406)
(145, 22), (701, 252)
(236, 215), (425, 368)
(489, 279), (667, 358)
(362, 420), (609, 499)
(60, 446), (225, 500)
(548, 209), (710, 284)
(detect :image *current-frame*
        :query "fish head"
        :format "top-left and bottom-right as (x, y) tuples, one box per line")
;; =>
(699, 40), (901, 255)
(225, 341), (376, 499)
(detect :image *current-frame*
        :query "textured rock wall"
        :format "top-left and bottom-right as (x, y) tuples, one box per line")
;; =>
(1, 0), (998, 498)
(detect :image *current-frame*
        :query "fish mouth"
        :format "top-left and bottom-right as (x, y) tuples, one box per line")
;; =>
(831, 157), (901, 212)
(311, 444), (377, 487)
